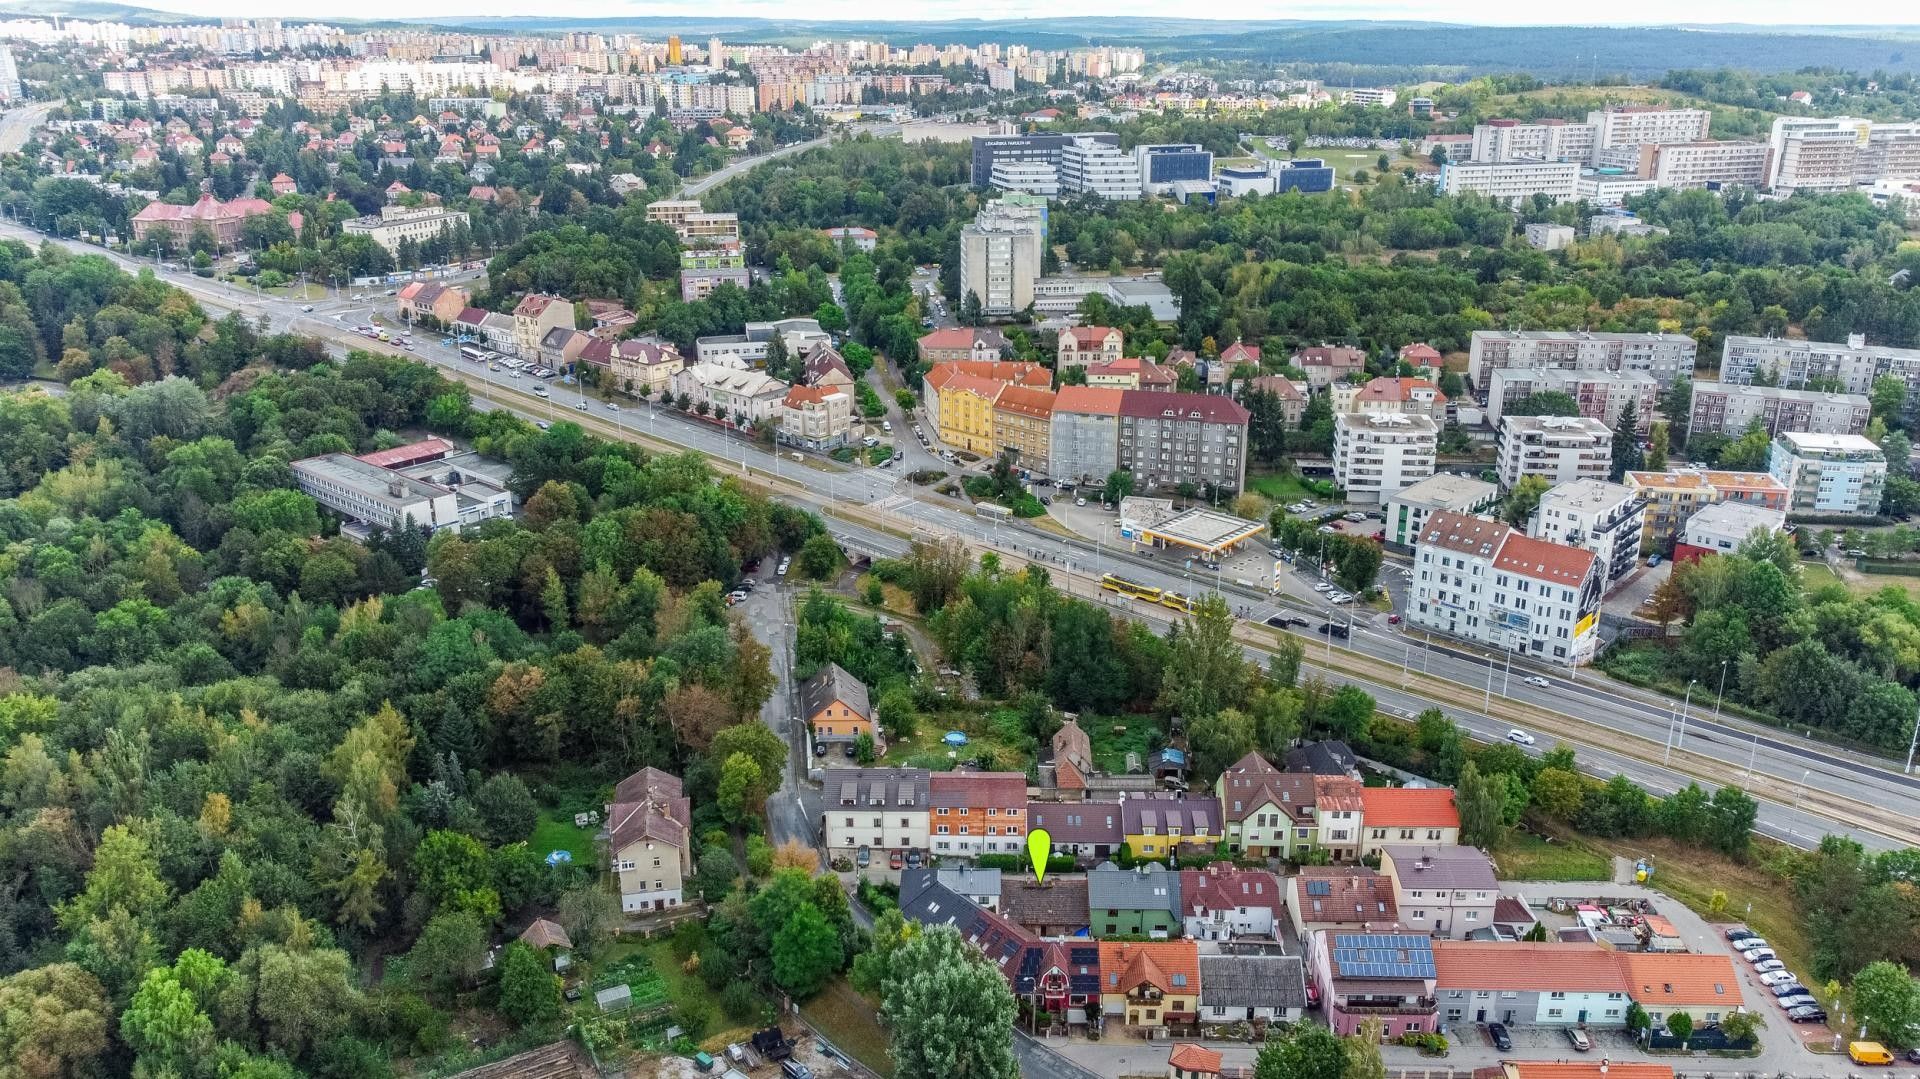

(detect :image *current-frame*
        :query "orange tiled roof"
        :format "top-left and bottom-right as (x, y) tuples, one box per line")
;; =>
(1508, 1064), (1672, 1079)
(995, 385), (1056, 419)
(1168, 1044), (1222, 1073)
(1613, 951), (1741, 1009)
(1359, 787), (1460, 830)
(1099, 940), (1199, 996)
(1432, 942), (1627, 993)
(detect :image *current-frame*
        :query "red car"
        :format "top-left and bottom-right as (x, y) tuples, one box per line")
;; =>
(1387, 614), (1401, 624)
(888, 851), (903, 870)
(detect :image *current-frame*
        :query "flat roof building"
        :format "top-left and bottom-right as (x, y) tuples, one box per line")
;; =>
(1385, 474), (1501, 550)
(1624, 468), (1790, 551)
(1769, 431), (1887, 517)
(292, 453), (464, 534)
(1333, 413), (1439, 506)
(1497, 416), (1613, 489)
(1676, 500), (1788, 563)
(1531, 479), (1646, 586)
(1688, 381), (1871, 439)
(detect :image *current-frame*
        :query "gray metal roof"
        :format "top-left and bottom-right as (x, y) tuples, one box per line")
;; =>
(935, 867), (1003, 899)
(802, 662), (870, 723)
(1200, 954), (1307, 1009)
(1380, 845), (1499, 892)
(1086, 862), (1181, 914)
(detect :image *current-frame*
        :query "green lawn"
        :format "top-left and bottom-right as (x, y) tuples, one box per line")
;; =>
(531, 810), (596, 865)
(1087, 714), (1161, 776)
(1492, 830), (1612, 882)
(800, 978), (895, 1078)
(1248, 472), (1318, 505)
(887, 708), (1032, 772)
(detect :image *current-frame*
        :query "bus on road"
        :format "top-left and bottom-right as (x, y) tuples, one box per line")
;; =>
(974, 502), (1013, 521)
(459, 345), (486, 363)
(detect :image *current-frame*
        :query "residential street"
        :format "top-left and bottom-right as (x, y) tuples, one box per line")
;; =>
(736, 580), (820, 855)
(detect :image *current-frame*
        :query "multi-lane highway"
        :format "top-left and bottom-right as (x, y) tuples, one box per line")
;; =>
(4, 184), (1915, 857)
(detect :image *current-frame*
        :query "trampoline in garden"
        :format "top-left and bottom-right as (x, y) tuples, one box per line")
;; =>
(943, 731), (969, 748)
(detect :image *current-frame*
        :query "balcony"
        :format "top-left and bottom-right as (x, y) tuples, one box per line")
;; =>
(1337, 997), (1438, 1015)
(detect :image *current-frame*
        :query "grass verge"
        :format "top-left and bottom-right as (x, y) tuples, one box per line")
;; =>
(800, 978), (895, 1078)
(1492, 830), (1612, 882)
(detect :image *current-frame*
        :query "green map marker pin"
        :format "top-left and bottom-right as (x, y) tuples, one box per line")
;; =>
(1027, 828), (1052, 883)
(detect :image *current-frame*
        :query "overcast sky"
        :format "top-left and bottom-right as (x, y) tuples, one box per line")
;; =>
(129, 0), (1920, 27)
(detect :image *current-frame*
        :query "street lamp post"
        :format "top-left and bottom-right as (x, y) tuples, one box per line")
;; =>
(1483, 653), (1495, 714)
(1713, 658), (1729, 718)
(1676, 679), (1696, 751)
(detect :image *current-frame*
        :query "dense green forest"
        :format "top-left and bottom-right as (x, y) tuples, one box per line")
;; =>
(0, 239), (856, 1076)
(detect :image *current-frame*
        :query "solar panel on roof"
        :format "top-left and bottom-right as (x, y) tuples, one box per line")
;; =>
(1306, 880), (1332, 896)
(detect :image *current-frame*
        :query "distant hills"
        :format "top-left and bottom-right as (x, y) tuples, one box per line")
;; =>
(3, 3), (1919, 79)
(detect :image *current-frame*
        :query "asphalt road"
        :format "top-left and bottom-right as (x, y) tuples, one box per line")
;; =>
(677, 123), (898, 197)
(0, 102), (53, 153)
(4, 205), (1914, 856)
(736, 582), (821, 855)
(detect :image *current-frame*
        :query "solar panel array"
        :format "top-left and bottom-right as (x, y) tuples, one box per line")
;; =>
(1305, 880), (1332, 897)
(1331, 933), (1435, 978)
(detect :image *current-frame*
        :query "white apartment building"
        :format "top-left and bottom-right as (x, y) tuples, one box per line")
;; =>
(1438, 160), (1580, 205)
(291, 454), (461, 533)
(670, 363), (791, 425)
(1720, 333), (1920, 403)
(958, 198), (1046, 316)
(1687, 382), (1871, 439)
(1410, 510), (1604, 663)
(1531, 479), (1646, 586)
(823, 768), (931, 858)
(1679, 500), (1788, 558)
(1059, 136), (1142, 200)
(1642, 141), (1772, 189)
(1341, 87), (1398, 108)
(989, 159), (1059, 197)
(1385, 474), (1501, 549)
(1524, 223), (1575, 251)
(1485, 367), (1656, 430)
(1497, 415), (1613, 489)
(340, 204), (470, 256)
(1575, 171), (1662, 206)
(1587, 106), (1712, 154)
(1333, 413), (1439, 506)
(1469, 120), (1595, 163)
(1768, 117), (1920, 192)
(1768, 431), (1887, 517)
(1469, 330), (1697, 390)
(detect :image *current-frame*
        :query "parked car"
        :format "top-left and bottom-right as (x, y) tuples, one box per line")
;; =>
(855, 847), (870, 868)
(1487, 1023), (1512, 1052)
(905, 849), (923, 869)
(1647, 554), (1662, 567)
(1744, 948), (1777, 963)
(1313, 582), (1333, 593)
(812, 742), (826, 757)
(1760, 970), (1800, 986)
(1566, 1028), (1592, 1052)
(1734, 936), (1768, 951)
(1507, 729), (1537, 746)
(1523, 675), (1551, 688)
(1318, 622), (1350, 639)
(1725, 927), (1756, 941)
(889, 850), (903, 870)
(1753, 959), (1786, 974)
(1769, 982), (1807, 998)
(1777, 994), (1818, 1010)
(1788, 1006), (1829, 1024)
(1387, 614), (1401, 624)
(843, 742), (857, 758)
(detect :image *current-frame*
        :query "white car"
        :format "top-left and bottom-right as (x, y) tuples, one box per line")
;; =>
(605, 402), (620, 412)
(881, 420), (893, 432)
(863, 436), (880, 447)
(533, 386), (549, 398)
(777, 559), (791, 576)
(1753, 959), (1786, 974)
(1734, 937), (1769, 952)
(1523, 675), (1550, 689)
(1074, 497), (1086, 507)
(1506, 729), (1537, 746)
(1313, 582), (1334, 593)
(1759, 970), (1799, 987)
(1328, 593), (1352, 604)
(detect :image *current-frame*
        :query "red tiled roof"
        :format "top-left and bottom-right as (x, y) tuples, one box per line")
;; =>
(514, 294), (563, 318)
(994, 385), (1056, 419)
(1356, 377), (1446, 405)
(1179, 866), (1283, 916)
(1432, 942), (1627, 993)
(1613, 951), (1741, 1009)
(924, 361), (1050, 391)
(1292, 866), (1399, 926)
(1315, 775), (1365, 812)
(928, 771), (1026, 811)
(1063, 326), (1119, 348)
(1168, 1044), (1222, 1073)
(1493, 531), (1596, 588)
(132, 193), (272, 224)
(783, 384), (847, 406)
(1399, 343), (1442, 363)
(1508, 1065), (1672, 1079)
(1100, 940), (1199, 996)
(1218, 340), (1260, 365)
(1054, 385), (1126, 416)
(1246, 375), (1305, 401)
(1358, 787), (1459, 830)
